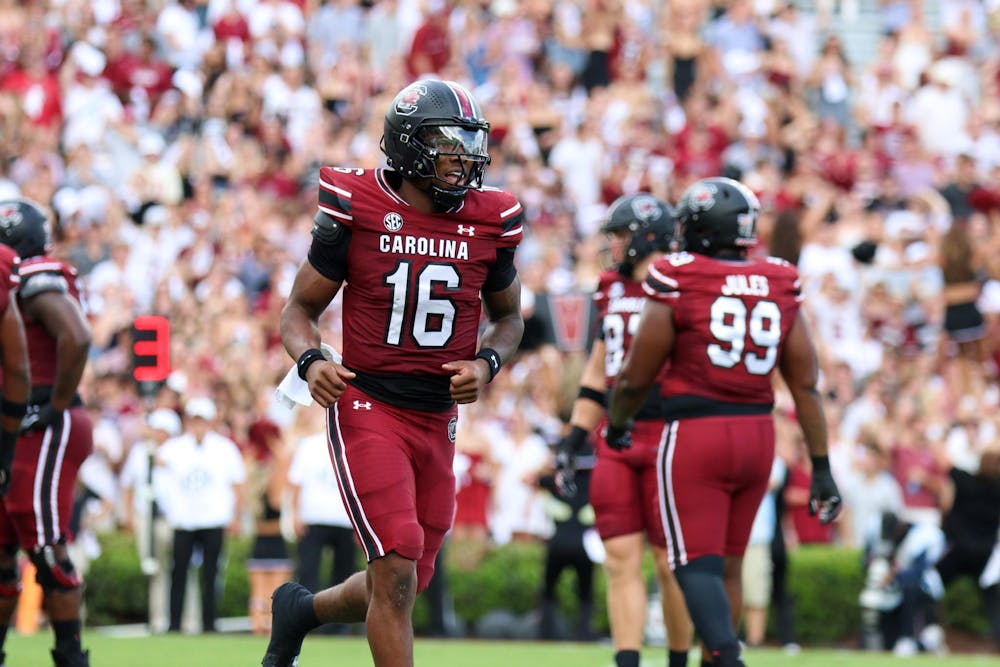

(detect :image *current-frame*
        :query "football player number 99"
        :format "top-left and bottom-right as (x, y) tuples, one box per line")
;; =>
(383, 261), (460, 347)
(707, 296), (781, 375)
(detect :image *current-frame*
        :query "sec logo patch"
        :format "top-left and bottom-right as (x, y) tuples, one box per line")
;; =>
(447, 417), (457, 443)
(384, 212), (404, 231)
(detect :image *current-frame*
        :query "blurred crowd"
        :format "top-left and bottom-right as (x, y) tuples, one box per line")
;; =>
(2, 0), (1000, 648)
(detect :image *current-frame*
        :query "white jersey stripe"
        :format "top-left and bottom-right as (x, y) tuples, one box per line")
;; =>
(657, 421), (687, 568)
(20, 262), (64, 275)
(647, 264), (679, 288)
(330, 402), (384, 559)
(500, 203), (522, 218)
(318, 179), (353, 199)
(317, 204), (353, 221)
(33, 428), (53, 545)
(500, 226), (523, 238)
(49, 409), (71, 542)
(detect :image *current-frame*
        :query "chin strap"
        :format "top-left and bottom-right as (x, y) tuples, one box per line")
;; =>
(430, 184), (468, 212)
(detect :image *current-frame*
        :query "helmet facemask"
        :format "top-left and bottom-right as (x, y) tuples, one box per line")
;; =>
(414, 123), (490, 211)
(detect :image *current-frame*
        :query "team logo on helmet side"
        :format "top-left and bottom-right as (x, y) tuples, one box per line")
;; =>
(0, 206), (21, 230)
(395, 84), (428, 116)
(630, 195), (662, 222)
(687, 182), (717, 211)
(383, 212), (404, 231)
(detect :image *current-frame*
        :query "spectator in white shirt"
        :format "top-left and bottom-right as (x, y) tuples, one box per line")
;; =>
(287, 432), (356, 597)
(120, 408), (186, 634)
(156, 397), (245, 633)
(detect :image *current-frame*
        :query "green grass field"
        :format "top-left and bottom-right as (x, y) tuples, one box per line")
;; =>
(5, 633), (998, 666)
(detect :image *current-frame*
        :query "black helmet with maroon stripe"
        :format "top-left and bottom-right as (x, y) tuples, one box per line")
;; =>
(381, 79), (491, 211)
(601, 193), (676, 275)
(0, 198), (51, 259)
(675, 177), (760, 256)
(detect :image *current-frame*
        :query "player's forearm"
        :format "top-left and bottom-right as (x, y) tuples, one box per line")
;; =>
(477, 312), (524, 366)
(51, 334), (90, 410)
(568, 392), (605, 432)
(607, 378), (648, 427)
(790, 386), (829, 459)
(280, 300), (324, 362)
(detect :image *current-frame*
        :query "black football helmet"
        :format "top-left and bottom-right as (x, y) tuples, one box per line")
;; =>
(601, 193), (675, 275)
(0, 198), (51, 258)
(675, 177), (760, 256)
(381, 79), (491, 211)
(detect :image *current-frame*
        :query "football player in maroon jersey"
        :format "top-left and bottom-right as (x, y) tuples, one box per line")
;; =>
(556, 194), (692, 667)
(0, 199), (93, 667)
(263, 79), (524, 667)
(0, 244), (29, 492)
(608, 178), (841, 667)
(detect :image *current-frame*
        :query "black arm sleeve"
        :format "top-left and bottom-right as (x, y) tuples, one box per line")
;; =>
(307, 210), (351, 282)
(483, 246), (517, 292)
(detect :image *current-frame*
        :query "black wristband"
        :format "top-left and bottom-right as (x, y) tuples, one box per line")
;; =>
(810, 455), (831, 474)
(0, 400), (26, 420)
(474, 348), (502, 382)
(296, 348), (327, 381)
(577, 386), (606, 407)
(563, 425), (588, 453)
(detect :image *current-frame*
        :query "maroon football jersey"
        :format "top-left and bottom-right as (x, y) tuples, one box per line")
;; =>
(644, 252), (802, 408)
(593, 269), (669, 419)
(18, 256), (83, 387)
(315, 167), (523, 377)
(0, 244), (19, 316)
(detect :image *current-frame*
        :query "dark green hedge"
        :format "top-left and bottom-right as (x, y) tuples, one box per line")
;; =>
(84, 533), (991, 645)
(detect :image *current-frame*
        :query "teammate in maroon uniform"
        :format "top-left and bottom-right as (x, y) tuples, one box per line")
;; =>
(556, 194), (692, 667)
(263, 79), (524, 667)
(608, 178), (841, 667)
(0, 243), (30, 498)
(0, 199), (93, 667)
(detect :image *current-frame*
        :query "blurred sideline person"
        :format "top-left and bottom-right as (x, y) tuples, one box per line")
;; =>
(608, 178), (842, 667)
(0, 199), (94, 666)
(157, 397), (245, 634)
(262, 79), (524, 667)
(120, 408), (186, 634)
(556, 194), (693, 667)
(246, 419), (293, 636)
(287, 430), (357, 598)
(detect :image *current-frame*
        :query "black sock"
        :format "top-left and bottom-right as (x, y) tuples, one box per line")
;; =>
(292, 591), (320, 632)
(52, 619), (82, 655)
(0, 623), (8, 650)
(615, 649), (640, 667)
(669, 649), (689, 667)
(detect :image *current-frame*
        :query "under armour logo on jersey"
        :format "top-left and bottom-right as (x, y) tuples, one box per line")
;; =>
(353, 400), (372, 411)
(383, 212), (404, 232)
(457, 225), (475, 236)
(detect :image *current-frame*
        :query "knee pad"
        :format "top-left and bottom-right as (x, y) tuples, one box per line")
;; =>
(29, 546), (81, 593)
(394, 521), (424, 558)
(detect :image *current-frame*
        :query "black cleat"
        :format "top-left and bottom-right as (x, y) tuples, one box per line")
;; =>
(51, 648), (90, 667)
(261, 582), (314, 667)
